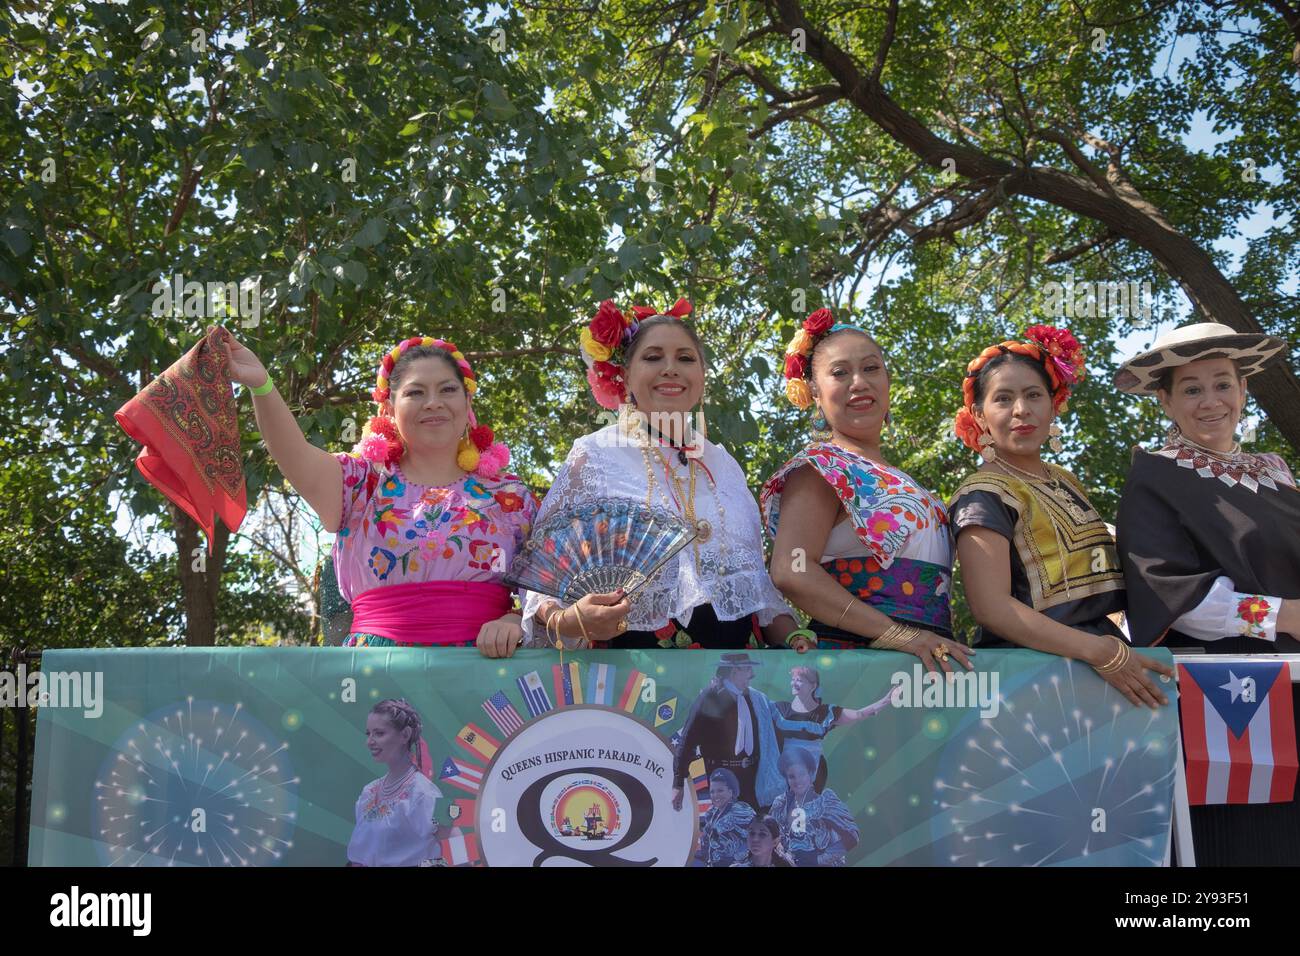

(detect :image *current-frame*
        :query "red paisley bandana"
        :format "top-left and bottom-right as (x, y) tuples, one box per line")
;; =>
(114, 326), (247, 551)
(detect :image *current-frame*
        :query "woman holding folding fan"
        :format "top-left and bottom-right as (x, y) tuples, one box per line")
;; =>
(513, 298), (801, 652)
(222, 330), (538, 652)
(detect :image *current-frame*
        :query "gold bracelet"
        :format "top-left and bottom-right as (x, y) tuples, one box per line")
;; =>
(1093, 637), (1130, 674)
(570, 604), (592, 645)
(870, 623), (922, 651)
(834, 598), (855, 630)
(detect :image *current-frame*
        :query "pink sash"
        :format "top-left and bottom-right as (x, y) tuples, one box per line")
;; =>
(349, 581), (512, 646)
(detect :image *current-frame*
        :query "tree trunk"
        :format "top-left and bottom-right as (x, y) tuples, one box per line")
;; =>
(173, 507), (229, 647)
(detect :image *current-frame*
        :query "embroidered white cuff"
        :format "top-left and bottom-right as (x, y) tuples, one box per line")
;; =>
(1172, 576), (1281, 642)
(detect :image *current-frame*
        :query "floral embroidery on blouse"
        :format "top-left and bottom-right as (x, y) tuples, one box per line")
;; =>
(762, 442), (949, 570)
(359, 780), (412, 823)
(332, 453), (540, 604)
(1237, 595), (1271, 638)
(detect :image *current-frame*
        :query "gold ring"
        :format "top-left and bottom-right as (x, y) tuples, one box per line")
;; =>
(931, 643), (950, 662)
(616, 619), (628, 633)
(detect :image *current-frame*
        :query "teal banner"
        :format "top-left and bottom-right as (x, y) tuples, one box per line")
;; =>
(27, 647), (1178, 867)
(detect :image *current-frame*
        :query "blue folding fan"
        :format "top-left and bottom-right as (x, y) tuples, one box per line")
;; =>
(503, 497), (698, 603)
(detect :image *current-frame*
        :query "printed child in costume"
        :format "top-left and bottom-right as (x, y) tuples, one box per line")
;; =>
(1114, 322), (1300, 865)
(347, 699), (443, 867)
(696, 768), (756, 867)
(762, 310), (968, 670)
(948, 325), (1171, 708)
(730, 815), (793, 867)
(224, 331), (538, 651)
(768, 747), (859, 867)
(517, 298), (799, 651)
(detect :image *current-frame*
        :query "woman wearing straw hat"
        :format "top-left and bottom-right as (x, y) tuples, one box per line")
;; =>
(1114, 322), (1300, 654)
(1115, 321), (1299, 865)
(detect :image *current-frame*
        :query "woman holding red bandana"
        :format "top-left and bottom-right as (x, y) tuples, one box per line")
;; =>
(223, 331), (537, 653)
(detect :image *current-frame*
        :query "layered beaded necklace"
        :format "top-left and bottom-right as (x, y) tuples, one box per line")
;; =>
(379, 764), (417, 800)
(627, 419), (727, 573)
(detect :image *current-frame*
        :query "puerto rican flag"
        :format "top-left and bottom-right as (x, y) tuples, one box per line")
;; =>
(1178, 661), (1297, 805)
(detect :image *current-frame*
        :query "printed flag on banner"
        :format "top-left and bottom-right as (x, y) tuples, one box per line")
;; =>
(1178, 660), (1297, 805)
(689, 757), (711, 814)
(447, 798), (477, 824)
(552, 664), (574, 707)
(568, 661), (584, 704)
(588, 663), (615, 706)
(618, 669), (647, 713)
(516, 670), (553, 718)
(439, 756), (484, 794)
(482, 690), (525, 737)
(441, 831), (480, 866)
(655, 697), (678, 727)
(456, 724), (500, 762)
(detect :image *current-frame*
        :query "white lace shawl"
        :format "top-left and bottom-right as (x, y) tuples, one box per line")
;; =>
(520, 425), (793, 643)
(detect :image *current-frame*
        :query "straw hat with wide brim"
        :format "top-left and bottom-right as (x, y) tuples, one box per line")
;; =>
(1113, 322), (1288, 394)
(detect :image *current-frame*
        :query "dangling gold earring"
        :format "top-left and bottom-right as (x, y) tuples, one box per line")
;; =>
(978, 430), (997, 462)
(1048, 421), (1063, 454)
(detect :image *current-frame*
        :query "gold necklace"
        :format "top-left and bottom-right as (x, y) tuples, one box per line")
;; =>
(641, 445), (724, 574)
(994, 458), (1093, 524)
(993, 460), (1090, 599)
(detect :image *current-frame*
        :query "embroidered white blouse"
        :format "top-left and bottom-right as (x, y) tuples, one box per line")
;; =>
(520, 424), (793, 642)
(346, 771), (442, 867)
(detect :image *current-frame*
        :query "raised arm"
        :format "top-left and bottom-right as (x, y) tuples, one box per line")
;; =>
(222, 329), (344, 532)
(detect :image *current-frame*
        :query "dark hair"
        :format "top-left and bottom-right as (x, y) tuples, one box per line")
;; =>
(387, 345), (466, 396)
(624, 315), (709, 371)
(1155, 359), (1243, 395)
(709, 767), (740, 795)
(370, 698), (423, 755)
(777, 746), (818, 777)
(749, 816), (782, 840)
(808, 326), (887, 378)
(970, 351), (1053, 409)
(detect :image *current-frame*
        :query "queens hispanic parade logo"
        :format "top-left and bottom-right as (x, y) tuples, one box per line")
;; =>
(436, 665), (695, 867)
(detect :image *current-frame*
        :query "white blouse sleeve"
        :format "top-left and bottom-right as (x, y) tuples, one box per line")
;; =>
(1171, 575), (1283, 643)
(519, 440), (604, 645)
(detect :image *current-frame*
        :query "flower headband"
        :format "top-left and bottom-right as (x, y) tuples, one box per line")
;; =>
(354, 335), (510, 478)
(952, 324), (1085, 453)
(580, 297), (693, 410)
(782, 307), (871, 409)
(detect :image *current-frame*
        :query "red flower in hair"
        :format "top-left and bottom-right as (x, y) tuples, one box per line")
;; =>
(803, 308), (834, 336)
(953, 408), (983, 452)
(590, 300), (627, 348)
(784, 352), (808, 380)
